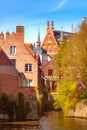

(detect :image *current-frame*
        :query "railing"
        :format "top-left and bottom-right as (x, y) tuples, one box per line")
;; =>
(41, 74), (58, 81)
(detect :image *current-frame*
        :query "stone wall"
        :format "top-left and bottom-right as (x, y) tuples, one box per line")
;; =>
(68, 99), (87, 118)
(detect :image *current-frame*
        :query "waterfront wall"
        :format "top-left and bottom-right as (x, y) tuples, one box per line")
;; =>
(0, 96), (39, 120)
(68, 99), (87, 118)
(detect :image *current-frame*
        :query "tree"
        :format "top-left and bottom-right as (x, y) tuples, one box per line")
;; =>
(58, 20), (87, 86)
(15, 93), (30, 121)
(54, 19), (87, 113)
(0, 93), (31, 121)
(0, 93), (15, 120)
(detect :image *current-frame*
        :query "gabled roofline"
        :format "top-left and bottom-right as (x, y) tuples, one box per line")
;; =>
(24, 44), (40, 63)
(0, 48), (13, 66)
(41, 59), (54, 69)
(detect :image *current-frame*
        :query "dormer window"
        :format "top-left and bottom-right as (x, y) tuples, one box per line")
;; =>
(10, 46), (16, 55)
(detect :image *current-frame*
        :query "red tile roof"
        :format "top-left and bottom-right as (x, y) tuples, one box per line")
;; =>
(0, 48), (13, 66)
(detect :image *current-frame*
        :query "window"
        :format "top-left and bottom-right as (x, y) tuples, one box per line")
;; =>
(25, 64), (32, 72)
(48, 46), (51, 53)
(53, 45), (56, 53)
(48, 69), (53, 76)
(23, 80), (33, 87)
(47, 34), (52, 43)
(10, 46), (16, 54)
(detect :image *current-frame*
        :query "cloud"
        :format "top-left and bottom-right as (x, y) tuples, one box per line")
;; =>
(52, 0), (68, 12)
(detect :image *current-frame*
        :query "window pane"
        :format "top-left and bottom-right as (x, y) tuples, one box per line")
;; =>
(48, 69), (53, 76)
(23, 80), (33, 87)
(10, 46), (16, 54)
(29, 64), (32, 71)
(25, 64), (28, 71)
(29, 80), (33, 86)
(25, 64), (32, 72)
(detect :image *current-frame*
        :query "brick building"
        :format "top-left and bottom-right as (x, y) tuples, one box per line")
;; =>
(42, 21), (72, 58)
(0, 22), (73, 97)
(32, 30), (58, 93)
(0, 26), (40, 97)
(0, 48), (20, 96)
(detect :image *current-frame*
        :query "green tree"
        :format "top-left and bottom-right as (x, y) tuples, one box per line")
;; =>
(15, 93), (30, 121)
(0, 93), (9, 114)
(0, 93), (15, 120)
(57, 20), (87, 86)
(7, 99), (15, 121)
(54, 20), (87, 114)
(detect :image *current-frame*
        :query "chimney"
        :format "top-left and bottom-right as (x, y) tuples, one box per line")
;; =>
(46, 21), (50, 32)
(16, 26), (24, 43)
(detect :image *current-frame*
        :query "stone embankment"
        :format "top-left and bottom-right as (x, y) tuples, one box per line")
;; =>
(68, 99), (87, 118)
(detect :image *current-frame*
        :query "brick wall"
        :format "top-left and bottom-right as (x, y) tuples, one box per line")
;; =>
(0, 74), (19, 96)
(42, 22), (59, 58)
(0, 26), (38, 88)
(42, 60), (54, 76)
(0, 26), (39, 98)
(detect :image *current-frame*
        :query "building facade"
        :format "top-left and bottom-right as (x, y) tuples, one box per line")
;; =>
(42, 21), (72, 58)
(0, 48), (20, 96)
(0, 22), (73, 97)
(0, 26), (40, 97)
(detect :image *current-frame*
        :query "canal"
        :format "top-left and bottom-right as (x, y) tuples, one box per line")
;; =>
(0, 111), (87, 130)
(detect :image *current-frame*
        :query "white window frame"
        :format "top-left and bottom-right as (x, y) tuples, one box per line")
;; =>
(23, 80), (33, 87)
(25, 64), (32, 72)
(10, 46), (16, 54)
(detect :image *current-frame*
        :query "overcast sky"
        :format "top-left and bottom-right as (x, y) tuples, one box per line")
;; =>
(0, 0), (87, 43)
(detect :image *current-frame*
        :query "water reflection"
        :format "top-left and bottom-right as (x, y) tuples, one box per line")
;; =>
(0, 111), (87, 130)
(0, 125), (41, 130)
(40, 111), (87, 130)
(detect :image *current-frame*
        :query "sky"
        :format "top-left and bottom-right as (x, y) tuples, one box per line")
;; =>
(0, 0), (87, 43)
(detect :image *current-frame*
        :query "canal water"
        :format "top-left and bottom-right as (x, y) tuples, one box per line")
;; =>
(0, 111), (87, 130)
